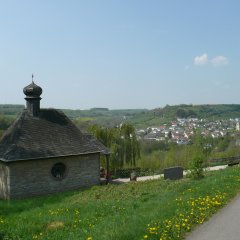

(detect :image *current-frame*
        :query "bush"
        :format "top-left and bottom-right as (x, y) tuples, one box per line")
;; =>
(189, 155), (204, 179)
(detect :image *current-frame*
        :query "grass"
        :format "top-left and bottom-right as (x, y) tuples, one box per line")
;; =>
(0, 166), (240, 240)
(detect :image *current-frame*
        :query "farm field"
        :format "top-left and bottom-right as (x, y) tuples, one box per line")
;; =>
(0, 166), (240, 240)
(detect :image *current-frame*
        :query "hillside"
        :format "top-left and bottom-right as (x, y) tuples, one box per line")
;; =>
(62, 108), (148, 128)
(129, 104), (240, 128)
(1, 104), (240, 129)
(63, 104), (240, 128)
(0, 166), (240, 240)
(0, 104), (24, 117)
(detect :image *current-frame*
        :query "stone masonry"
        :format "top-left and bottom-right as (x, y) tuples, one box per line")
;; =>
(1, 153), (100, 199)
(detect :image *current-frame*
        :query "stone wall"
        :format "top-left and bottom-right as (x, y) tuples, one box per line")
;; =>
(7, 153), (100, 199)
(0, 162), (10, 199)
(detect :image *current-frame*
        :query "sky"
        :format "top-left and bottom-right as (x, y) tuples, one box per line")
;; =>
(0, 0), (239, 110)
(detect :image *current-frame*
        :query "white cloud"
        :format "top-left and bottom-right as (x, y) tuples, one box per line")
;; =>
(193, 54), (229, 67)
(211, 56), (228, 66)
(194, 53), (208, 66)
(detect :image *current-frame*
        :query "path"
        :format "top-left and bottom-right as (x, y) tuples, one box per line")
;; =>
(111, 165), (228, 183)
(186, 194), (240, 240)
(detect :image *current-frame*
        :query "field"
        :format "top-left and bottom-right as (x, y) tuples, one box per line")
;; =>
(0, 166), (240, 240)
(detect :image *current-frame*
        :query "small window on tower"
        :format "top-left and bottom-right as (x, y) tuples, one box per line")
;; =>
(51, 163), (66, 180)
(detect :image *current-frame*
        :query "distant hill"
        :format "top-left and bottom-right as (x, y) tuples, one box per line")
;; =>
(129, 104), (240, 128)
(156, 104), (240, 120)
(1, 104), (240, 129)
(0, 104), (149, 130)
(62, 108), (149, 129)
(0, 104), (24, 117)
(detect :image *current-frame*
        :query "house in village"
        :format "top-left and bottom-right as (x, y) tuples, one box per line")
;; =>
(0, 81), (109, 199)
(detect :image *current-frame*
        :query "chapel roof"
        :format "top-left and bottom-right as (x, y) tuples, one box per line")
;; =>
(0, 109), (109, 162)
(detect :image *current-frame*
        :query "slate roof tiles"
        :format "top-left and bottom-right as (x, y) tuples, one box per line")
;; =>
(0, 109), (108, 162)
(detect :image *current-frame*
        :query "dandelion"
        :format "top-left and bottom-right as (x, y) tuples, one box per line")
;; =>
(143, 192), (227, 239)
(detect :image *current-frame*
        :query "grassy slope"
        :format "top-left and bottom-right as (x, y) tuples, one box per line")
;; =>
(0, 166), (240, 240)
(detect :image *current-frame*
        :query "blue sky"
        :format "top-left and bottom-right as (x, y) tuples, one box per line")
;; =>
(0, 0), (239, 109)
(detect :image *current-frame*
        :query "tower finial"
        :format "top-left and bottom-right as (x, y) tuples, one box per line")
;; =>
(32, 74), (34, 83)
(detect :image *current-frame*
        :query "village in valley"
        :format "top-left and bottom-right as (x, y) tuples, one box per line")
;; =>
(136, 117), (240, 144)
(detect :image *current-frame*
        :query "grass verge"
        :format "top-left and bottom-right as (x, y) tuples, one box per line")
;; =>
(0, 166), (240, 240)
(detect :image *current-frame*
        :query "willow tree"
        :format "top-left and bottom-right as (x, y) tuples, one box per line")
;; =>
(88, 124), (115, 148)
(88, 123), (140, 169)
(120, 123), (140, 167)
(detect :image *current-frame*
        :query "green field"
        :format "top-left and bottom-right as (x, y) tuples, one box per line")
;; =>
(0, 166), (240, 240)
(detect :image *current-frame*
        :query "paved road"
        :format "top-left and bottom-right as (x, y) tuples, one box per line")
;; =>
(186, 194), (240, 240)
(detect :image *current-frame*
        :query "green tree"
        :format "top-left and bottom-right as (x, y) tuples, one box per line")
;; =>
(176, 109), (187, 118)
(216, 137), (230, 152)
(189, 154), (204, 179)
(120, 123), (140, 167)
(0, 115), (13, 130)
(88, 123), (140, 169)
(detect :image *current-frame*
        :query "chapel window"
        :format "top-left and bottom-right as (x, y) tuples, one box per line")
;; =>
(51, 163), (66, 179)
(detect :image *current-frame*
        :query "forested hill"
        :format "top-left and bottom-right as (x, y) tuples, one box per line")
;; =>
(56, 104), (240, 128)
(128, 104), (240, 128)
(0, 105), (149, 132)
(158, 104), (240, 119)
(1, 104), (240, 130)
(0, 104), (24, 116)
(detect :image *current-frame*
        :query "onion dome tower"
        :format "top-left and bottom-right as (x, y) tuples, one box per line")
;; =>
(23, 75), (42, 116)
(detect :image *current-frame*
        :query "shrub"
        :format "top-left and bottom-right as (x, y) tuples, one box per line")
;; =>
(189, 155), (204, 179)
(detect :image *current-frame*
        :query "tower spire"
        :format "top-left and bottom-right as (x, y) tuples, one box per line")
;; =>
(32, 74), (34, 83)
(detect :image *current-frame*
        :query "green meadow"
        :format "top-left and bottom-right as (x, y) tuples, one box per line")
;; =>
(0, 166), (240, 240)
